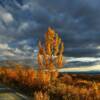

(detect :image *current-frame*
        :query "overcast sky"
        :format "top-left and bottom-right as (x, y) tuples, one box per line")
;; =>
(0, 0), (100, 61)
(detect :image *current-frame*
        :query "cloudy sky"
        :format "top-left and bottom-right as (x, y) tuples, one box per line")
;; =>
(0, 0), (100, 67)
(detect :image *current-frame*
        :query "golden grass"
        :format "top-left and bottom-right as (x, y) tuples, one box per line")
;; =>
(0, 66), (100, 100)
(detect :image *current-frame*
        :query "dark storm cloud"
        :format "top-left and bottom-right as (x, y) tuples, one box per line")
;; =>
(35, 0), (100, 57)
(0, 0), (100, 57)
(64, 47), (100, 57)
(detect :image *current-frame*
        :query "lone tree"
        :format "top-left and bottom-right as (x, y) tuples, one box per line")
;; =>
(37, 27), (64, 82)
(37, 27), (64, 71)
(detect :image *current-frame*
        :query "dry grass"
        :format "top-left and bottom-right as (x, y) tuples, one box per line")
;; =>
(34, 92), (50, 100)
(0, 66), (100, 100)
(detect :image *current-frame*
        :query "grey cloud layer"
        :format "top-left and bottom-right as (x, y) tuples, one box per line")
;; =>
(0, 0), (100, 57)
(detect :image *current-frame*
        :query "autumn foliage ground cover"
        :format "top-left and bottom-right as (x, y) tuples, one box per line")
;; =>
(0, 66), (100, 100)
